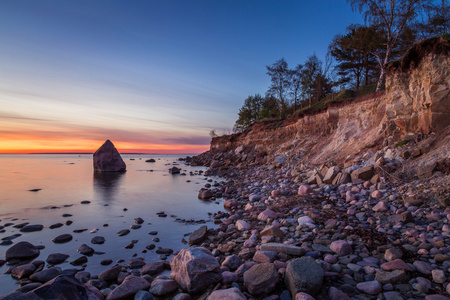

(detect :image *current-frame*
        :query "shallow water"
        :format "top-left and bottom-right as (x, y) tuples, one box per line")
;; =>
(0, 154), (221, 295)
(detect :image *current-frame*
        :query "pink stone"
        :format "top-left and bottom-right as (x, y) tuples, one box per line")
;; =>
(371, 190), (383, 199)
(373, 201), (389, 212)
(329, 240), (352, 256)
(295, 292), (316, 300)
(298, 184), (313, 196)
(356, 280), (382, 295)
(381, 259), (413, 271)
(257, 209), (278, 222)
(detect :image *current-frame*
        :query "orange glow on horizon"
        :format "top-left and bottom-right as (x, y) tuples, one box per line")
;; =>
(0, 137), (209, 155)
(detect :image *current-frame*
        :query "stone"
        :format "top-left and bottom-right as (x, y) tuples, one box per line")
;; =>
(207, 287), (246, 300)
(198, 188), (213, 199)
(91, 236), (105, 244)
(413, 261), (434, 275)
(332, 172), (352, 185)
(11, 263), (36, 279)
(77, 244), (94, 256)
(356, 280), (382, 295)
(221, 254), (241, 271)
(260, 243), (306, 256)
(142, 261), (165, 275)
(384, 248), (403, 261)
(149, 278), (179, 296)
(169, 167), (181, 174)
(260, 225), (284, 237)
(170, 247), (221, 294)
(253, 251), (277, 263)
(19, 224), (44, 232)
(5, 241), (40, 261)
(188, 225), (207, 245)
(52, 234), (73, 243)
(323, 166), (340, 184)
(99, 266), (122, 282)
(117, 229), (130, 236)
(224, 199), (238, 209)
(70, 256), (88, 266)
(432, 269), (446, 283)
(47, 253), (70, 265)
(297, 216), (314, 226)
(135, 290), (155, 300)
(243, 263), (278, 295)
(381, 259), (412, 271)
(257, 209), (278, 222)
(295, 293), (315, 300)
(93, 140), (126, 172)
(372, 201), (389, 212)
(329, 240), (352, 256)
(284, 257), (324, 297)
(29, 268), (62, 283)
(235, 220), (250, 231)
(351, 166), (374, 181)
(328, 286), (350, 300)
(298, 185), (313, 196)
(106, 275), (150, 300)
(375, 269), (409, 284)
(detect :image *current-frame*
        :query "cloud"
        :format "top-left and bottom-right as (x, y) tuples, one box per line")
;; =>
(162, 135), (211, 145)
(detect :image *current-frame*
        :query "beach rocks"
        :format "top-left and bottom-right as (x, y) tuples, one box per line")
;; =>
(52, 234), (73, 243)
(142, 261), (165, 275)
(243, 263), (278, 295)
(29, 268), (62, 283)
(93, 139), (126, 172)
(19, 224), (44, 232)
(329, 240), (352, 256)
(106, 275), (150, 300)
(284, 257), (323, 297)
(169, 167), (181, 174)
(11, 263), (36, 279)
(260, 243), (306, 256)
(198, 188), (213, 199)
(170, 247), (221, 294)
(91, 236), (105, 244)
(99, 266), (122, 282)
(5, 241), (40, 261)
(298, 184), (313, 196)
(356, 280), (382, 294)
(188, 225), (207, 245)
(47, 253), (70, 265)
(207, 287), (247, 300)
(77, 244), (94, 256)
(149, 278), (179, 296)
(257, 209), (277, 221)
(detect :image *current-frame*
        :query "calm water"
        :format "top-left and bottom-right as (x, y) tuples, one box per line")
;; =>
(0, 154), (221, 295)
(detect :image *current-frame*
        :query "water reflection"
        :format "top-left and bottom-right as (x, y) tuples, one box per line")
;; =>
(93, 172), (125, 203)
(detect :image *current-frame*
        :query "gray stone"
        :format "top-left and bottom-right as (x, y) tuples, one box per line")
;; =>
(188, 225), (207, 245)
(149, 278), (179, 296)
(91, 236), (105, 244)
(29, 268), (62, 283)
(99, 266), (122, 282)
(170, 247), (221, 294)
(142, 261), (165, 276)
(52, 234), (73, 243)
(19, 224), (44, 232)
(375, 270), (409, 284)
(260, 243), (306, 256)
(46, 253), (70, 265)
(5, 241), (40, 261)
(106, 275), (150, 300)
(243, 263), (278, 295)
(207, 287), (247, 300)
(77, 244), (94, 256)
(284, 257), (324, 297)
(93, 139), (126, 172)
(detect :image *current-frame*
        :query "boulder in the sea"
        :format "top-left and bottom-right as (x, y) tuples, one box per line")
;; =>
(170, 247), (221, 294)
(93, 140), (126, 172)
(5, 241), (40, 261)
(169, 166), (181, 174)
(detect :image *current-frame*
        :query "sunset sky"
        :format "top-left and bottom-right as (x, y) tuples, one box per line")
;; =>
(0, 1), (363, 154)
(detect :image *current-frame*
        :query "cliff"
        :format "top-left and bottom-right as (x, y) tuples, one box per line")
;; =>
(205, 36), (450, 170)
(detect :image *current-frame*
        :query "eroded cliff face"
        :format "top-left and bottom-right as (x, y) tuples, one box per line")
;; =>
(385, 52), (450, 141)
(209, 37), (449, 167)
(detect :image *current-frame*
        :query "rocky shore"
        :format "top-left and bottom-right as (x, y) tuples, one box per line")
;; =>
(1, 128), (449, 300)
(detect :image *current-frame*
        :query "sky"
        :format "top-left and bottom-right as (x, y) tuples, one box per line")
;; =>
(0, 0), (363, 154)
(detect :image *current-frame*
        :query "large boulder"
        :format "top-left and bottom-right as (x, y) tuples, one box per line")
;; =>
(93, 140), (126, 172)
(170, 247), (221, 294)
(5, 241), (40, 261)
(207, 287), (247, 300)
(188, 225), (208, 245)
(106, 275), (150, 300)
(285, 257), (324, 297)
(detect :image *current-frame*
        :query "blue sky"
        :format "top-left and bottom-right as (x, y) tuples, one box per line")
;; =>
(0, 0), (363, 153)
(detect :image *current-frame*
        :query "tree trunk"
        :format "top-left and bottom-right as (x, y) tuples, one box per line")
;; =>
(376, 47), (391, 92)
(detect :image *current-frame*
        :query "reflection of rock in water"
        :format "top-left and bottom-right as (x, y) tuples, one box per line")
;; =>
(93, 172), (125, 203)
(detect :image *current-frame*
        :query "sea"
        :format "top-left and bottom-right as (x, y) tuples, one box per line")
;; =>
(0, 154), (221, 296)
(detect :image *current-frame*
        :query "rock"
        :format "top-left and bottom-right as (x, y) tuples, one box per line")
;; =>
(413, 261), (434, 274)
(416, 162), (437, 179)
(49, 223), (64, 229)
(384, 248), (403, 261)
(295, 293), (315, 300)
(11, 263), (36, 279)
(328, 286), (351, 300)
(285, 257), (324, 297)
(297, 216), (314, 226)
(298, 185), (313, 196)
(29, 268), (62, 283)
(243, 263), (278, 295)
(224, 199), (238, 209)
(257, 209), (278, 222)
(375, 270), (409, 284)
(135, 290), (155, 300)
(235, 220), (250, 231)
(253, 251), (277, 263)
(188, 225), (207, 245)
(381, 259), (412, 271)
(106, 275), (150, 300)
(207, 287), (247, 300)
(432, 269), (446, 283)
(351, 165), (374, 181)
(260, 243), (306, 256)
(170, 247), (221, 294)
(145, 159), (156, 163)
(323, 166), (340, 184)
(260, 225), (284, 237)
(332, 172), (351, 185)
(91, 236), (105, 244)
(70, 256), (88, 266)
(99, 266), (122, 282)
(5, 241), (40, 261)
(77, 244), (95, 256)
(15, 275), (102, 299)
(52, 234), (73, 243)
(169, 167), (181, 174)
(198, 188), (213, 199)
(142, 261), (165, 275)
(117, 229), (130, 236)
(221, 254), (241, 271)
(93, 140), (126, 172)
(101, 259), (113, 265)
(329, 240), (352, 256)
(372, 201), (389, 212)
(19, 224), (44, 232)
(47, 253), (70, 265)
(149, 278), (179, 296)
(356, 280), (382, 295)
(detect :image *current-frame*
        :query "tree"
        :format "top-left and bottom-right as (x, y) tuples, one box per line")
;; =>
(415, 0), (449, 38)
(209, 130), (218, 138)
(266, 58), (291, 117)
(289, 64), (303, 111)
(233, 94), (264, 132)
(347, 0), (431, 91)
(301, 54), (323, 107)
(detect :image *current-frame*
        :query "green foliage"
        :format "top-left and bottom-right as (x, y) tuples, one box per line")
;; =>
(395, 139), (408, 147)
(443, 33), (450, 40)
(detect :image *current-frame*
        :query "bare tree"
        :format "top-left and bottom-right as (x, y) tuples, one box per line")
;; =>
(347, 0), (431, 91)
(266, 58), (291, 117)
